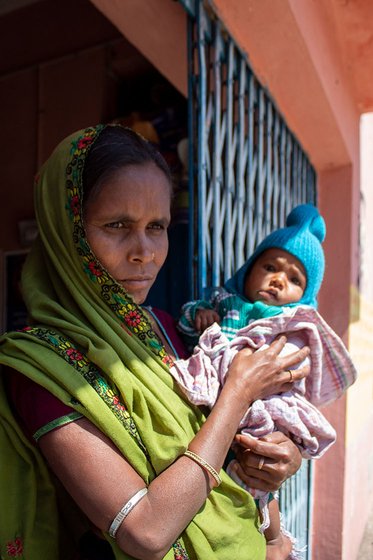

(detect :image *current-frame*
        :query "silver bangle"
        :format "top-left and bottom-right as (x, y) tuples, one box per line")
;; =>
(108, 487), (148, 539)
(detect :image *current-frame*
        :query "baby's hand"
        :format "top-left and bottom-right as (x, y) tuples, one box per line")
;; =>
(195, 308), (221, 332)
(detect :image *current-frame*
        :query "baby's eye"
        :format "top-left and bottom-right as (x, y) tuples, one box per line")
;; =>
(291, 277), (301, 286)
(264, 264), (276, 272)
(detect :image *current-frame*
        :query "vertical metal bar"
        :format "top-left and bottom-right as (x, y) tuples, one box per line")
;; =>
(307, 462), (314, 560)
(292, 142), (299, 206)
(235, 57), (246, 268)
(285, 134), (292, 217)
(223, 39), (234, 279)
(279, 122), (286, 225)
(178, 0), (195, 17)
(272, 111), (280, 230)
(212, 25), (222, 287)
(196, 1), (207, 295)
(187, 14), (196, 299)
(265, 99), (273, 235)
(246, 74), (256, 257)
(257, 88), (265, 242)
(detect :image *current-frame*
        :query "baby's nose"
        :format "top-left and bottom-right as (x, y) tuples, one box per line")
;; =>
(270, 273), (286, 287)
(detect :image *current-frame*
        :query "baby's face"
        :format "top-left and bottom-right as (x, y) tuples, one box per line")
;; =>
(244, 248), (306, 306)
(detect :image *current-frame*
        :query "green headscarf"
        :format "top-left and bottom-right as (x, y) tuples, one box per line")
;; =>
(0, 125), (265, 560)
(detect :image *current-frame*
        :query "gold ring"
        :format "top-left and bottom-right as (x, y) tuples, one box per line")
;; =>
(258, 456), (265, 470)
(287, 369), (294, 383)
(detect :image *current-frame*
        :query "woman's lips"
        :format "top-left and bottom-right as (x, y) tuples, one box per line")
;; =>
(120, 276), (153, 288)
(118, 276), (154, 304)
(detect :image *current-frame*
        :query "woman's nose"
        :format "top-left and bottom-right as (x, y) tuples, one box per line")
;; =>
(128, 234), (153, 264)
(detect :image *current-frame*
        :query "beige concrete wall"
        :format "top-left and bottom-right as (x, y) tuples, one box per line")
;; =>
(346, 301), (373, 559)
(360, 114), (373, 304)
(343, 115), (373, 559)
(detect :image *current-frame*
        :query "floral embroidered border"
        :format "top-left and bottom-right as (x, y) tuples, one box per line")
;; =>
(22, 326), (148, 458)
(65, 126), (173, 368)
(1, 536), (24, 558)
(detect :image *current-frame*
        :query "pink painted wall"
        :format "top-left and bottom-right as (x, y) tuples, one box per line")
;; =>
(318, 165), (354, 339)
(90, 0), (187, 96)
(315, 166), (354, 560)
(310, 398), (346, 560)
(211, 0), (358, 171)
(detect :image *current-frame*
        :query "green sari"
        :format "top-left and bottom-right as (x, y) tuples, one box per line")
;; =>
(0, 125), (265, 559)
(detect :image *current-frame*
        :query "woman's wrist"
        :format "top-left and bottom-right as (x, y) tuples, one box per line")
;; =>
(183, 450), (222, 487)
(187, 388), (248, 475)
(219, 376), (254, 419)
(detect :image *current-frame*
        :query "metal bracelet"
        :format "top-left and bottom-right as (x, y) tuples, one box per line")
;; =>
(108, 487), (148, 539)
(184, 449), (222, 486)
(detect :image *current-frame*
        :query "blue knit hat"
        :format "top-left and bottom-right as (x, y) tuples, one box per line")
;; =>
(224, 204), (326, 308)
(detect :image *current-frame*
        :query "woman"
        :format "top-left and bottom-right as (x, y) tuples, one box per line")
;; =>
(0, 125), (309, 560)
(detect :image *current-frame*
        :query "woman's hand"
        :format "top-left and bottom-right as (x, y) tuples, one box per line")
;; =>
(231, 432), (303, 493)
(224, 335), (310, 406)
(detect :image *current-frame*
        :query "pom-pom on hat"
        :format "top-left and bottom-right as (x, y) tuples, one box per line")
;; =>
(225, 204), (326, 308)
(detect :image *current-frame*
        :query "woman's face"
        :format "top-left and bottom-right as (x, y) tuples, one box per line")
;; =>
(84, 161), (171, 304)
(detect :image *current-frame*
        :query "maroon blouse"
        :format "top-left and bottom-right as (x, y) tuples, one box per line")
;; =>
(6, 308), (188, 443)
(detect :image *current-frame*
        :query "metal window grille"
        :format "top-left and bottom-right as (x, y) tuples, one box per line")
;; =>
(180, 0), (316, 556)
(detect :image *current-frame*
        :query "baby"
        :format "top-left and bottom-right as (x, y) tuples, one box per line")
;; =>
(174, 204), (357, 559)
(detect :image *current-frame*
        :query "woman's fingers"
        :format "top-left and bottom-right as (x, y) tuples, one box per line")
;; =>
(230, 459), (276, 492)
(265, 335), (287, 354)
(267, 335), (311, 372)
(232, 432), (303, 491)
(279, 344), (310, 368)
(278, 363), (310, 387)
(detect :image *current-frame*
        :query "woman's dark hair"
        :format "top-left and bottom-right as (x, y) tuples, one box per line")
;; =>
(82, 125), (172, 206)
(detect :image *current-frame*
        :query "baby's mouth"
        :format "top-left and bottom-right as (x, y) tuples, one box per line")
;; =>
(258, 289), (278, 301)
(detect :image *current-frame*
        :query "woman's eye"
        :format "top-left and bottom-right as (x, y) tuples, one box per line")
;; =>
(148, 223), (165, 231)
(105, 222), (125, 229)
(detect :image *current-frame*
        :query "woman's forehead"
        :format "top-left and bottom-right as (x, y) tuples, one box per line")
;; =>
(83, 162), (172, 219)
